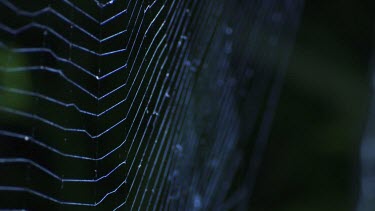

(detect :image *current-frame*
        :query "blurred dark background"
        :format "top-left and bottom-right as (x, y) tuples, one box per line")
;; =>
(251, 1), (375, 210)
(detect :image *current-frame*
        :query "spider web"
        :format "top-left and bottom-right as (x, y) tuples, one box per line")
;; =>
(0, 0), (303, 209)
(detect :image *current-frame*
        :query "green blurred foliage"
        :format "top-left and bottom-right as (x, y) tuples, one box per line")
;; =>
(0, 45), (32, 112)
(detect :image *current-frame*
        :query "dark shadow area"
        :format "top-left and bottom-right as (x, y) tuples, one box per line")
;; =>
(251, 1), (375, 210)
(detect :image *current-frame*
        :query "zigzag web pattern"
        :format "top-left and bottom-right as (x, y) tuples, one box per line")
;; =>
(0, 0), (303, 209)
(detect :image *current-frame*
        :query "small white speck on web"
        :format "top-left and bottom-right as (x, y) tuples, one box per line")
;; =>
(224, 41), (232, 54)
(176, 144), (183, 152)
(24, 136), (29, 141)
(225, 26), (233, 35)
(138, 164), (141, 168)
(172, 170), (179, 177)
(184, 60), (191, 66)
(193, 194), (202, 208)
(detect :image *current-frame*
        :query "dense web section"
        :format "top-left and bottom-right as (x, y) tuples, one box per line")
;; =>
(0, 0), (302, 209)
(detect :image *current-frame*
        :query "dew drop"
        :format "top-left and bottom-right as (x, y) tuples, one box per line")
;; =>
(225, 26), (233, 35)
(176, 144), (183, 152)
(193, 194), (202, 208)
